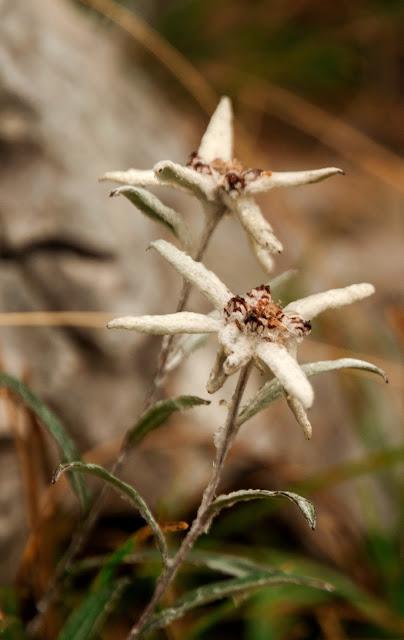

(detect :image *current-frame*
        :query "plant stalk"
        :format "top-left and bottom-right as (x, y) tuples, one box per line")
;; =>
(127, 362), (252, 639)
(28, 211), (222, 635)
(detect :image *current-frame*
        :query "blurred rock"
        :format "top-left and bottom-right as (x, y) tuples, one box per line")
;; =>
(0, 0), (187, 580)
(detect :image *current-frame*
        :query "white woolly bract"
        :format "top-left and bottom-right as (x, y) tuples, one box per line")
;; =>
(223, 335), (254, 375)
(218, 323), (240, 352)
(165, 310), (222, 373)
(286, 396), (313, 440)
(107, 312), (221, 334)
(100, 168), (160, 187)
(198, 97), (233, 163)
(245, 167), (344, 194)
(256, 342), (314, 409)
(151, 239), (233, 309)
(234, 197), (283, 254)
(207, 348), (227, 394)
(285, 283), (375, 320)
(251, 238), (275, 274)
(154, 160), (216, 200)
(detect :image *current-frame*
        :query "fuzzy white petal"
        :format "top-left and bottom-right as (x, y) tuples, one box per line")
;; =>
(165, 310), (221, 373)
(256, 342), (314, 409)
(107, 312), (221, 334)
(250, 238), (275, 274)
(110, 186), (193, 251)
(198, 97), (233, 162)
(285, 283), (375, 321)
(245, 167), (344, 194)
(100, 169), (160, 187)
(223, 335), (254, 375)
(234, 197), (283, 254)
(286, 396), (312, 440)
(218, 322), (241, 352)
(207, 348), (228, 394)
(151, 239), (233, 309)
(154, 160), (216, 200)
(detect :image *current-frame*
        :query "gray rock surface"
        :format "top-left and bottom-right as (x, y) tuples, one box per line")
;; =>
(0, 0), (186, 580)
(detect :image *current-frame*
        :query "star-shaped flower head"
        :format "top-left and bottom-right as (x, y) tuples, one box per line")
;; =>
(102, 98), (343, 273)
(108, 240), (374, 436)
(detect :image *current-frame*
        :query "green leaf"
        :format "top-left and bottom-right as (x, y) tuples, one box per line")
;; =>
(54, 462), (168, 565)
(142, 572), (334, 636)
(70, 548), (276, 581)
(209, 489), (316, 530)
(0, 372), (88, 510)
(125, 395), (210, 449)
(255, 549), (404, 634)
(57, 579), (128, 640)
(94, 536), (135, 588)
(110, 186), (193, 250)
(185, 550), (277, 578)
(58, 537), (135, 639)
(238, 358), (388, 425)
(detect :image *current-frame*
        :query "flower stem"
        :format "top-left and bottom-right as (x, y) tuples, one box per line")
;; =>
(153, 210), (221, 390)
(127, 362), (252, 639)
(28, 212), (222, 635)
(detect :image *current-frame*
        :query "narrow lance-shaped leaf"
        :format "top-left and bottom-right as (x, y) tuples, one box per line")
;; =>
(110, 186), (193, 251)
(142, 572), (334, 636)
(58, 537), (135, 640)
(238, 358), (388, 426)
(57, 579), (128, 640)
(125, 395), (210, 449)
(70, 548), (278, 581)
(209, 489), (316, 530)
(0, 372), (88, 510)
(53, 462), (168, 566)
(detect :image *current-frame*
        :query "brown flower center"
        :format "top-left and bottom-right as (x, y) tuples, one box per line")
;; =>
(186, 152), (271, 195)
(223, 284), (311, 342)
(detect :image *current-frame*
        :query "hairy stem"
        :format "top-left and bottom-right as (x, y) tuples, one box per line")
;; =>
(127, 363), (252, 639)
(29, 211), (222, 635)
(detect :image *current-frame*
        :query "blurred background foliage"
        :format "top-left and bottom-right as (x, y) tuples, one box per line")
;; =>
(1, 0), (403, 639)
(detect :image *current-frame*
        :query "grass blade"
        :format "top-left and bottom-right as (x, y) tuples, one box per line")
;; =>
(57, 580), (128, 640)
(0, 372), (88, 510)
(58, 536), (137, 640)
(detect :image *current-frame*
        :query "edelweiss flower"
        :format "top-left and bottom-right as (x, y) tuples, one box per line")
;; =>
(108, 240), (374, 433)
(102, 98), (343, 273)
